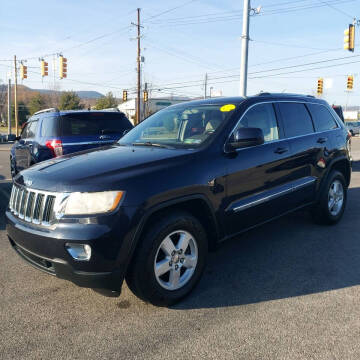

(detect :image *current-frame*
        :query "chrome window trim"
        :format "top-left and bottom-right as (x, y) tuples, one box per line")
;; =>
(224, 100), (341, 153)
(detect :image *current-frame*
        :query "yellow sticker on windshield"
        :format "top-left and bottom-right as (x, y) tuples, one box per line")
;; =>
(220, 104), (236, 112)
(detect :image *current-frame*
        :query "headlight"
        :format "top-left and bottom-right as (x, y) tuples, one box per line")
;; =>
(63, 191), (124, 215)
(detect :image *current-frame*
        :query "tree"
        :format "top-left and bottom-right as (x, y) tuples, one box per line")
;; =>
(12, 101), (30, 126)
(94, 92), (118, 110)
(59, 91), (84, 110)
(28, 92), (46, 115)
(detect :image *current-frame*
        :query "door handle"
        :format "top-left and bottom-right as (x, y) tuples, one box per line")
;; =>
(274, 147), (288, 154)
(317, 137), (327, 144)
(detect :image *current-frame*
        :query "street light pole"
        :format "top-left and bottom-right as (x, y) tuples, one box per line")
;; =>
(240, 0), (250, 97)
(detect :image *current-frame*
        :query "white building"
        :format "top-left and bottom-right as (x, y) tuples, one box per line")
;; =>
(343, 111), (359, 121)
(118, 97), (190, 125)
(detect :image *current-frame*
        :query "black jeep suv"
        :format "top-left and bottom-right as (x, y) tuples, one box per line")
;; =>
(6, 94), (351, 306)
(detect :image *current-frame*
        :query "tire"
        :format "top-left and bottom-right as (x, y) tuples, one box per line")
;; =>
(312, 170), (347, 225)
(125, 211), (208, 306)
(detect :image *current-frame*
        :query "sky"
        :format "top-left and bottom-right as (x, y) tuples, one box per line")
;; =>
(1, 0), (360, 106)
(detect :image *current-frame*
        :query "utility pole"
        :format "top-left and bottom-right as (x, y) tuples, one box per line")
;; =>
(204, 73), (208, 99)
(143, 82), (148, 118)
(14, 55), (19, 137)
(136, 8), (141, 125)
(240, 0), (250, 97)
(7, 78), (11, 136)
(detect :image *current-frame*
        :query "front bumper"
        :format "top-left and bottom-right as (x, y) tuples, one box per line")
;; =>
(6, 208), (137, 293)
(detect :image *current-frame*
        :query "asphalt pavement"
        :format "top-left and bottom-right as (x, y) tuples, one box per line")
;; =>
(1, 140), (360, 359)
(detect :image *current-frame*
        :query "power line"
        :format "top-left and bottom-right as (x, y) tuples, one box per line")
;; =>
(317, 0), (355, 19)
(145, 0), (356, 27)
(251, 39), (336, 51)
(143, 0), (199, 21)
(131, 54), (360, 90)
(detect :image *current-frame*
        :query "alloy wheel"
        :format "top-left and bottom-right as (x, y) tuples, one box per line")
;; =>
(328, 179), (344, 216)
(154, 230), (198, 291)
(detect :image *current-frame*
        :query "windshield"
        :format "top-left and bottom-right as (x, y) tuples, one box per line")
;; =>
(119, 103), (236, 148)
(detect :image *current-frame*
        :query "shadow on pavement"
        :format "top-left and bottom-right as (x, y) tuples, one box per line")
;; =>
(175, 186), (360, 310)
(0, 182), (12, 230)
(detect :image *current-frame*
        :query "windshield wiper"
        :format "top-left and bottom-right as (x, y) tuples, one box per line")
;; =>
(131, 142), (173, 149)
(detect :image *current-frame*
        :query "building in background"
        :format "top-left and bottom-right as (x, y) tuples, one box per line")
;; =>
(118, 97), (190, 125)
(343, 110), (359, 122)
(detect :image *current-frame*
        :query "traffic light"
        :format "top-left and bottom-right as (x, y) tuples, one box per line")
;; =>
(59, 56), (67, 79)
(347, 75), (354, 90)
(20, 64), (27, 79)
(143, 90), (148, 102)
(317, 78), (323, 96)
(122, 90), (128, 102)
(344, 24), (355, 52)
(41, 60), (48, 77)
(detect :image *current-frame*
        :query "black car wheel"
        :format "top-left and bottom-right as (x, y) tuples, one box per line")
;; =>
(126, 211), (208, 306)
(312, 170), (347, 225)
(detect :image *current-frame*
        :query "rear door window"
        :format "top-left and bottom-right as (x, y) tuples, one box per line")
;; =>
(278, 103), (314, 138)
(60, 112), (133, 136)
(20, 123), (30, 139)
(26, 120), (39, 138)
(307, 104), (338, 132)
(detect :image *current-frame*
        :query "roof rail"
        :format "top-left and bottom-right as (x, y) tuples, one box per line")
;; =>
(306, 95), (315, 98)
(33, 108), (59, 115)
(257, 92), (271, 96)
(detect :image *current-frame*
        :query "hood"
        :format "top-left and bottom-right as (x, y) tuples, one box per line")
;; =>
(16, 144), (194, 192)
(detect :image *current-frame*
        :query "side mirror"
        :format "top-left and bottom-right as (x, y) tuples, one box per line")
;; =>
(15, 136), (21, 141)
(228, 127), (264, 150)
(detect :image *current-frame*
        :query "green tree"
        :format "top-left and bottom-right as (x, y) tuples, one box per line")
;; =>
(28, 92), (46, 115)
(94, 92), (118, 110)
(59, 91), (84, 110)
(12, 101), (30, 126)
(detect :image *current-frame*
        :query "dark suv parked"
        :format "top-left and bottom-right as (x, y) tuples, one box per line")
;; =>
(10, 109), (133, 178)
(6, 94), (351, 306)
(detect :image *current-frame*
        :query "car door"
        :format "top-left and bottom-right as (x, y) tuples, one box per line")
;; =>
(306, 102), (341, 168)
(276, 102), (318, 208)
(14, 123), (29, 172)
(223, 102), (294, 236)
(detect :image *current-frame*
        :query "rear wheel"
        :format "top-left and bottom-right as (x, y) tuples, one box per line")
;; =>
(126, 211), (208, 306)
(312, 170), (347, 224)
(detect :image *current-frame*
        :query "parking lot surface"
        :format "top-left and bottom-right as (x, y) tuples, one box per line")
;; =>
(1, 140), (360, 360)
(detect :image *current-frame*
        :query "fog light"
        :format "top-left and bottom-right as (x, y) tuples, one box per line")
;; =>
(65, 243), (92, 261)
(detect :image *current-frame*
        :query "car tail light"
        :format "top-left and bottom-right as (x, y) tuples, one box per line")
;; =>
(45, 139), (63, 157)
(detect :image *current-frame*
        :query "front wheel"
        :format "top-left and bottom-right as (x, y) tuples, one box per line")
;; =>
(312, 170), (347, 225)
(126, 212), (208, 306)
